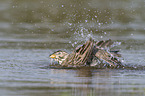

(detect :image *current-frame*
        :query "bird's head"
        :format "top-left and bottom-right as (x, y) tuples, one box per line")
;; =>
(49, 50), (69, 64)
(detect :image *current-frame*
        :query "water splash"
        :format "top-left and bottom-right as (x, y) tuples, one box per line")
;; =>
(64, 22), (113, 48)
(111, 41), (122, 48)
(50, 58), (53, 65)
(65, 22), (94, 47)
(71, 26), (93, 47)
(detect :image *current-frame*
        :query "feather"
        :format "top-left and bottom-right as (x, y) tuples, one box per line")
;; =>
(62, 38), (94, 66)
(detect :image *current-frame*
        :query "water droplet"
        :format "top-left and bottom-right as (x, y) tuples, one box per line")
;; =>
(68, 23), (72, 26)
(51, 29), (54, 31)
(72, 44), (74, 47)
(74, 42), (77, 44)
(85, 20), (88, 22)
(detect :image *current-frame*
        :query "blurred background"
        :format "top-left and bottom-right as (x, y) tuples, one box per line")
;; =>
(1, 0), (145, 49)
(0, 0), (145, 96)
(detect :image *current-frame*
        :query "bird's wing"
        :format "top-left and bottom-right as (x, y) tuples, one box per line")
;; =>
(95, 49), (122, 67)
(95, 39), (113, 48)
(62, 38), (94, 67)
(94, 39), (123, 67)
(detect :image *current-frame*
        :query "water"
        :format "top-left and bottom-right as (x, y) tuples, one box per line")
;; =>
(0, 0), (145, 96)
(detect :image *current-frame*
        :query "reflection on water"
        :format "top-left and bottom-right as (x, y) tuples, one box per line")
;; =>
(0, 49), (145, 96)
(0, 0), (145, 96)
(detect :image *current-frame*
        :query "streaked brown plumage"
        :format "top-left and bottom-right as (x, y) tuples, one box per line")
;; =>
(50, 38), (123, 68)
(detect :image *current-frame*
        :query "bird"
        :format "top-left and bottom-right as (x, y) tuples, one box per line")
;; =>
(50, 50), (69, 65)
(49, 38), (123, 68)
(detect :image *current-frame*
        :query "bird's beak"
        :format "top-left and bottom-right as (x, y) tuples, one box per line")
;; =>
(50, 54), (56, 58)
